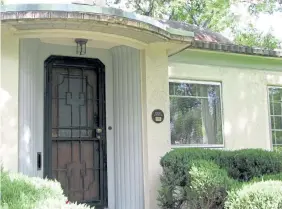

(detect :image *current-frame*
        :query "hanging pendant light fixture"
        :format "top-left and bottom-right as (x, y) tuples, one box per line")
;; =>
(75, 38), (88, 55)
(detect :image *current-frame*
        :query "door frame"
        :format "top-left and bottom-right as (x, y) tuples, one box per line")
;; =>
(17, 39), (115, 208)
(43, 55), (108, 207)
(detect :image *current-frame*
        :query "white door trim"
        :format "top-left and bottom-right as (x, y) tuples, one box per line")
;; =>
(105, 50), (115, 209)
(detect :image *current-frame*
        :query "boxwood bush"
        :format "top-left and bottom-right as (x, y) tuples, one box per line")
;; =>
(0, 169), (93, 209)
(158, 148), (282, 209)
(160, 148), (282, 182)
(251, 173), (282, 182)
(183, 160), (236, 209)
(158, 159), (243, 209)
(225, 181), (282, 209)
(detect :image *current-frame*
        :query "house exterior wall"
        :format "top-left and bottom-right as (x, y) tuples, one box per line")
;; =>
(0, 33), (170, 209)
(169, 61), (282, 150)
(0, 28), (19, 172)
(3, 26), (282, 209)
(141, 44), (170, 209)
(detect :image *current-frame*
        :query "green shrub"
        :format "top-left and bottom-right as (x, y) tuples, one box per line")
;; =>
(160, 148), (282, 182)
(274, 146), (282, 153)
(0, 169), (93, 209)
(186, 160), (237, 209)
(159, 148), (282, 209)
(251, 173), (282, 182)
(37, 199), (93, 209)
(158, 160), (240, 209)
(225, 180), (282, 209)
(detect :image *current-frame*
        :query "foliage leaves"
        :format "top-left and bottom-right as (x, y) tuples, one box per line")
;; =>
(0, 169), (94, 209)
(108, 0), (281, 49)
(158, 148), (282, 209)
(234, 27), (280, 49)
(225, 181), (282, 209)
(169, 0), (235, 32)
(248, 0), (282, 15)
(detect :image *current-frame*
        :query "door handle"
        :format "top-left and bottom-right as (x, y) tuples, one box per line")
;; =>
(96, 128), (103, 139)
(96, 128), (103, 134)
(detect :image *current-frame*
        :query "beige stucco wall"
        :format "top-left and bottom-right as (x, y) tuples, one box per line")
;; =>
(0, 28), (19, 172)
(169, 62), (282, 150)
(2, 22), (282, 209)
(142, 44), (171, 209)
(0, 23), (170, 209)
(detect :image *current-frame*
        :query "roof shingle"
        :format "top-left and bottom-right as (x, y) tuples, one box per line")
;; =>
(160, 20), (282, 58)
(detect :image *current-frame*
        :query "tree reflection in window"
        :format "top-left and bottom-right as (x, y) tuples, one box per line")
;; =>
(169, 81), (223, 146)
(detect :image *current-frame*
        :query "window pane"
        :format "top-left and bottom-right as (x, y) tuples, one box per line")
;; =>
(170, 97), (203, 145)
(272, 131), (277, 145)
(271, 116), (275, 129)
(169, 82), (198, 96)
(274, 116), (282, 129)
(270, 102), (282, 116)
(276, 131), (282, 144)
(269, 87), (282, 148)
(269, 87), (282, 102)
(198, 85), (220, 98)
(272, 131), (282, 145)
(169, 82), (174, 95)
(170, 82), (223, 146)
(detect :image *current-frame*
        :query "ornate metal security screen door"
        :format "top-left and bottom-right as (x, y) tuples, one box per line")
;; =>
(44, 56), (107, 207)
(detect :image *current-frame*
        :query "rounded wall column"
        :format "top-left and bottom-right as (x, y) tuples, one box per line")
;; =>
(111, 45), (144, 209)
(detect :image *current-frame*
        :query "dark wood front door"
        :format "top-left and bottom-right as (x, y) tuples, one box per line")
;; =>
(44, 56), (107, 207)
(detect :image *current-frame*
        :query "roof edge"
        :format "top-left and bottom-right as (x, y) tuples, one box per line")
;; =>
(0, 4), (194, 39)
(191, 40), (282, 58)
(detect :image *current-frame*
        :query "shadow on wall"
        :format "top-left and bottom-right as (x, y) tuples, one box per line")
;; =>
(0, 88), (19, 171)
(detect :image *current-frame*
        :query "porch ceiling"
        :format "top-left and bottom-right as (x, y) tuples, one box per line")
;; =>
(5, 20), (166, 43)
(0, 4), (194, 45)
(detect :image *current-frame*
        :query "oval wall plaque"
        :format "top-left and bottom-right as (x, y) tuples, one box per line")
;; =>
(152, 109), (164, 123)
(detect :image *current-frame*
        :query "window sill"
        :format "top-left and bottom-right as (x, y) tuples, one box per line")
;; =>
(171, 144), (224, 149)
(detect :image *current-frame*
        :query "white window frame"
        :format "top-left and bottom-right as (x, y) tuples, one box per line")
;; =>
(169, 79), (225, 148)
(267, 85), (282, 150)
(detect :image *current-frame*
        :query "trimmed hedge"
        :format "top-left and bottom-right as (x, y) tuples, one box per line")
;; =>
(251, 173), (282, 182)
(184, 160), (236, 209)
(160, 148), (282, 182)
(225, 181), (282, 209)
(0, 169), (94, 209)
(159, 159), (244, 209)
(158, 148), (282, 209)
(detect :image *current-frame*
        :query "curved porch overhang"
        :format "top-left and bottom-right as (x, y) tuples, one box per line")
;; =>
(1, 4), (194, 54)
(1, 4), (184, 209)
